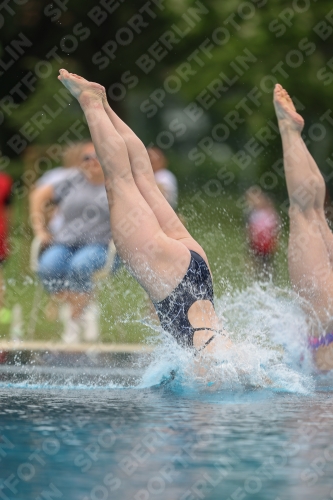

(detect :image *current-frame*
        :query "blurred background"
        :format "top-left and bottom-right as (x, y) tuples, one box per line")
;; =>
(1, 0), (333, 342)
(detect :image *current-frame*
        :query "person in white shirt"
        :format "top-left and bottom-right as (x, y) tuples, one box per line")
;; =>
(147, 147), (178, 209)
(30, 141), (112, 343)
(35, 142), (88, 236)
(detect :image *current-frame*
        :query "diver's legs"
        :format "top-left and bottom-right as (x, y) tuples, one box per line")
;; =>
(57, 70), (191, 302)
(100, 98), (208, 260)
(275, 85), (333, 264)
(274, 84), (333, 326)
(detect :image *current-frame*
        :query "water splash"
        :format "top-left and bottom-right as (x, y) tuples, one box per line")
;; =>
(0, 282), (322, 394)
(139, 282), (316, 395)
(217, 281), (315, 369)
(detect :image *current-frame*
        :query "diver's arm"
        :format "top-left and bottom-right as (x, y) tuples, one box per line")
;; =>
(29, 184), (54, 246)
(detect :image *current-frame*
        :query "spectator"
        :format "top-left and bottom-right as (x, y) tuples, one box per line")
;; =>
(147, 147), (178, 209)
(35, 142), (87, 237)
(0, 172), (13, 325)
(32, 142), (90, 322)
(142, 147), (180, 323)
(245, 185), (280, 279)
(30, 140), (111, 343)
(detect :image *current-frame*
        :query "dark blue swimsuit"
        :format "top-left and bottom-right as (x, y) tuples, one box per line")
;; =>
(153, 250), (215, 348)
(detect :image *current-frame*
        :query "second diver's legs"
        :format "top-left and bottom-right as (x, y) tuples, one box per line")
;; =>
(274, 85), (333, 265)
(301, 138), (333, 267)
(274, 84), (333, 328)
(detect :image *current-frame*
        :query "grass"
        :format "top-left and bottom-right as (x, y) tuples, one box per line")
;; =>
(2, 192), (290, 343)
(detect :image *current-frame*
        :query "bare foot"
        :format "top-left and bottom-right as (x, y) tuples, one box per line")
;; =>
(58, 69), (105, 106)
(273, 83), (304, 133)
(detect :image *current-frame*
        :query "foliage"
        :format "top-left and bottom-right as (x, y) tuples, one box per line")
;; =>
(1, 0), (333, 193)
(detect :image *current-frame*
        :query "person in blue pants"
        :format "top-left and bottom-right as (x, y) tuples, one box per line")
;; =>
(30, 140), (112, 342)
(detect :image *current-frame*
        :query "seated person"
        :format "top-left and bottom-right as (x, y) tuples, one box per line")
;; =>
(35, 141), (87, 236)
(30, 140), (112, 343)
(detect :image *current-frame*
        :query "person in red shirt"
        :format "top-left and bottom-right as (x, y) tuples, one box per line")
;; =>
(245, 185), (280, 279)
(0, 172), (13, 324)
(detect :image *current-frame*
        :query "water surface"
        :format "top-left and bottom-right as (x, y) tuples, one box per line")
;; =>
(1, 283), (333, 500)
(1, 381), (333, 500)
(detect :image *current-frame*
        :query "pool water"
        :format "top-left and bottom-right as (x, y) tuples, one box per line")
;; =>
(1, 382), (333, 500)
(1, 283), (333, 500)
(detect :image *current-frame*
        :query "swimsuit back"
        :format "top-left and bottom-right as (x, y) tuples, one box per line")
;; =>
(153, 250), (214, 347)
(308, 332), (333, 350)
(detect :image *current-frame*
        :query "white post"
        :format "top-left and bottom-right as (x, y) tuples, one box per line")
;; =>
(10, 304), (24, 341)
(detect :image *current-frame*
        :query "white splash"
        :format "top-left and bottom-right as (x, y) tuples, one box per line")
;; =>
(139, 282), (316, 395)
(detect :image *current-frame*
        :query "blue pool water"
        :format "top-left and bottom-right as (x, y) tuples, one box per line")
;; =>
(1, 284), (333, 500)
(1, 381), (333, 500)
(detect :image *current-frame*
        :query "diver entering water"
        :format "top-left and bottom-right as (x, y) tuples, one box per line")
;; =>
(153, 250), (226, 347)
(57, 69), (231, 355)
(274, 84), (333, 371)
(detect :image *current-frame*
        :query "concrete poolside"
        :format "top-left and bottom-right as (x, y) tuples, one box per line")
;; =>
(0, 340), (154, 353)
(0, 341), (155, 371)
